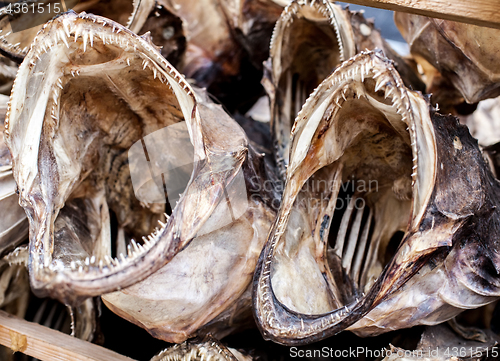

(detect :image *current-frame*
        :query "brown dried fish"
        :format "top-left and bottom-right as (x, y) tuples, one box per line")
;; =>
(395, 13), (500, 105)
(158, 0), (281, 111)
(253, 50), (500, 345)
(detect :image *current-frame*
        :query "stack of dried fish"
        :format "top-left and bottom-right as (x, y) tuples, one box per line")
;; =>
(0, 1), (499, 360)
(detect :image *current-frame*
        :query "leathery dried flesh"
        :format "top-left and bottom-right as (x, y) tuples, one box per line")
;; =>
(253, 50), (500, 345)
(5, 11), (272, 305)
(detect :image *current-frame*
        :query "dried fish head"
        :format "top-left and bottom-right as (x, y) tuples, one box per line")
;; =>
(0, 0), (149, 61)
(253, 50), (500, 344)
(264, 0), (355, 174)
(101, 89), (279, 343)
(395, 13), (500, 104)
(266, 2), (424, 176)
(150, 336), (251, 361)
(5, 11), (256, 305)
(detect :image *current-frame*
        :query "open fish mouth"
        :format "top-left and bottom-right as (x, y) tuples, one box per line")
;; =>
(264, 0), (355, 174)
(0, 0), (140, 62)
(252, 49), (496, 344)
(5, 11), (249, 304)
(254, 50), (500, 345)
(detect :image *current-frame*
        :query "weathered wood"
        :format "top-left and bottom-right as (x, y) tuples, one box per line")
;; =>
(0, 310), (136, 361)
(341, 0), (500, 29)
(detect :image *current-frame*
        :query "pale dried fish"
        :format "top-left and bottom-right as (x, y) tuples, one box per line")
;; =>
(101, 88), (279, 343)
(0, 0), (141, 61)
(264, 0), (355, 174)
(5, 11), (279, 312)
(253, 50), (500, 344)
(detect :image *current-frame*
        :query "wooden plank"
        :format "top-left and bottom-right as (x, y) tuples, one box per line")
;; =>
(341, 0), (500, 29)
(0, 310), (136, 361)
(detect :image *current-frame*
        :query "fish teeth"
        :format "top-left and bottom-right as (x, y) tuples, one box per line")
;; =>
(63, 20), (71, 37)
(74, 27), (80, 42)
(131, 239), (140, 253)
(83, 32), (88, 52)
(374, 79), (384, 93)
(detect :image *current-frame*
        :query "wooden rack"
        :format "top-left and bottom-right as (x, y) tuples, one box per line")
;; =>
(0, 311), (136, 361)
(342, 0), (500, 29)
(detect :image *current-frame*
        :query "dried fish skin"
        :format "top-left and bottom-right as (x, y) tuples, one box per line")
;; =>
(101, 91), (280, 343)
(0, 96), (28, 257)
(0, 0), (143, 61)
(4, 11), (248, 305)
(395, 13), (500, 104)
(159, 0), (281, 112)
(218, 0), (283, 69)
(264, 0), (355, 175)
(150, 336), (251, 361)
(253, 50), (500, 345)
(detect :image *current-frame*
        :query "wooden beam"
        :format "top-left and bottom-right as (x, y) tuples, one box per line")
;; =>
(341, 0), (500, 29)
(0, 310), (136, 361)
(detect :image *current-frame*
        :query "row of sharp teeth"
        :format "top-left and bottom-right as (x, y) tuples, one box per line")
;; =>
(0, 30), (29, 54)
(27, 14), (195, 94)
(283, 0), (334, 25)
(48, 213), (171, 274)
(294, 52), (419, 185)
(270, 0), (338, 55)
(41, 34), (194, 125)
(6, 13), (197, 132)
(157, 344), (227, 361)
(5, 14), (196, 135)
